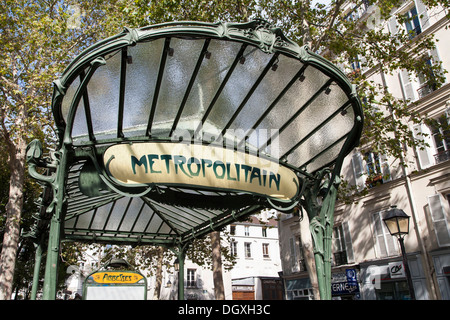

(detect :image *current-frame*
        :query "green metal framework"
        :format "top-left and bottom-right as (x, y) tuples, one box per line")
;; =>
(25, 20), (363, 300)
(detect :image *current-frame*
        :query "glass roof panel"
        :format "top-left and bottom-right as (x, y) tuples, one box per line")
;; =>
(61, 76), (80, 122)
(287, 104), (355, 170)
(90, 199), (118, 230)
(86, 50), (121, 139)
(301, 139), (348, 173)
(226, 54), (304, 133)
(206, 46), (273, 131)
(144, 213), (166, 234)
(116, 198), (145, 232)
(104, 197), (132, 231)
(131, 205), (154, 233)
(152, 38), (205, 135)
(122, 39), (165, 137)
(179, 39), (245, 132)
(71, 97), (88, 142)
(275, 83), (349, 157)
(254, 66), (330, 152)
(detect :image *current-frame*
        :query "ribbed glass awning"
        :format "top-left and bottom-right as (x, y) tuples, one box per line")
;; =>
(28, 20), (363, 247)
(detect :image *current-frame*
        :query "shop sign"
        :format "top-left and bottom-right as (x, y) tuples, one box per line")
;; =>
(388, 261), (405, 278)
(331, 281), (360, 295)
(232, 285), (254, 292)
(104, 142), (300, 200)
(331, 269), (360, 295)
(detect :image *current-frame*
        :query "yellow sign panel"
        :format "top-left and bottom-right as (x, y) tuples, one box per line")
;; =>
(91, 271), (144, 284)
(103, 142), (299, 200)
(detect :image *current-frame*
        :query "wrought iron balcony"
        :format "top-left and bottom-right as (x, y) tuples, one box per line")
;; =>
(434, 149), (450, 164)
(417, 81), (436, 99)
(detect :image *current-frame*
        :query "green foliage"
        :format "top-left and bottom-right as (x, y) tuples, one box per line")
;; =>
(2, 0), (449, 297)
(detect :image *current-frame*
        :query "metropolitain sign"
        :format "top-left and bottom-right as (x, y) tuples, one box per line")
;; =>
(103, 142), (300, 200)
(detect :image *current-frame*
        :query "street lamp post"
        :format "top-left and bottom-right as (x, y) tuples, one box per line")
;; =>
(383, 205), (416, 300)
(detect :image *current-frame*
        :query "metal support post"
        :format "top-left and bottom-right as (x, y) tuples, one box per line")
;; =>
(42, 215), (63, 300)
(171, 243), (189, 300)
(398, 237), (416, 300)
(177, 248), (185, 300)
(41, 147), (69, 300)
(31, 236), (44, 300)
(301, 169), (340, 300)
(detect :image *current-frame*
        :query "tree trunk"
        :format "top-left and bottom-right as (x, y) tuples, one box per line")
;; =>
(210, 231), (225, 300)
(0, 136), (27, 300)
(153, 247), (164, 300)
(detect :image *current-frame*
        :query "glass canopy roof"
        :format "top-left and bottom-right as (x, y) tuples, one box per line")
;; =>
(28, 20), (363, 247)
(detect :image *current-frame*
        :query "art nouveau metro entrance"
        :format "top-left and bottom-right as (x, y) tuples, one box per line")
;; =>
(26, 20), (363, 300)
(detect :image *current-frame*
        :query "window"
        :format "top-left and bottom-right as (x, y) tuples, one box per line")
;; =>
(416, 56), (438, 99)
(352, 151), (391, 189)
(332, 222), (354, 266)
(372, 211), (398, 258)
(404, 6), (422, 39)
(245, 242), (252, 258)
(244, 226), (250, 236)
(389, 1), (429, 37)
(262, 243), (270, 259)
(333, 226), (347, 265)
(289, 238), (297, 271)
(297, 239), (307, 272)
(187, 269), (196, 288)
(375, 281), (413, 300)
(289, 237), (305, 272)
(231, 241), (238, 257)
(413, 110), (450, 168)
(262, 226), (267, 237)
(428, 194), (450, 247)
(399, 49), (442, 102)
(291, 288), (315, 300)
(429, 113), (450, 164)
(230, 225), (236, 235)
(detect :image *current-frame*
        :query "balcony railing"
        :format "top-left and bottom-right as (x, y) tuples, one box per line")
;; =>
(333, 251), (348, 266)
(417, 82), (437, 99)
(434, 150), (450, 164)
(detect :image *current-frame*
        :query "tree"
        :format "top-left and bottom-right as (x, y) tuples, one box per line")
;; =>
(210, 231), (225, 300)
(0, 0), (128, 299)
(0, 0), (248, 299)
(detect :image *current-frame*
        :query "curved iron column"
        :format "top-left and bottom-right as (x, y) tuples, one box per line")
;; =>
(301, 169), (340, 300)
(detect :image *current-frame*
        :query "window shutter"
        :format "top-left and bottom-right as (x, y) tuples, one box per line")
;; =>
(388, 16), (398, 35)
(399, 69), (416, 102)
(380, 154), (391, 182)
(289, 237), (298, 271)
(352, 152), (366, 190)
(430, 47), (446, 82)
(372, 212), (397, 258)
(372, 212), (388, 257)
(343, 222), (355, 263)
(412, 123), (434, 169)
(414, 0), (430, 31)
(332, 228), (340, 253)
(428, 194), (450, 247)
